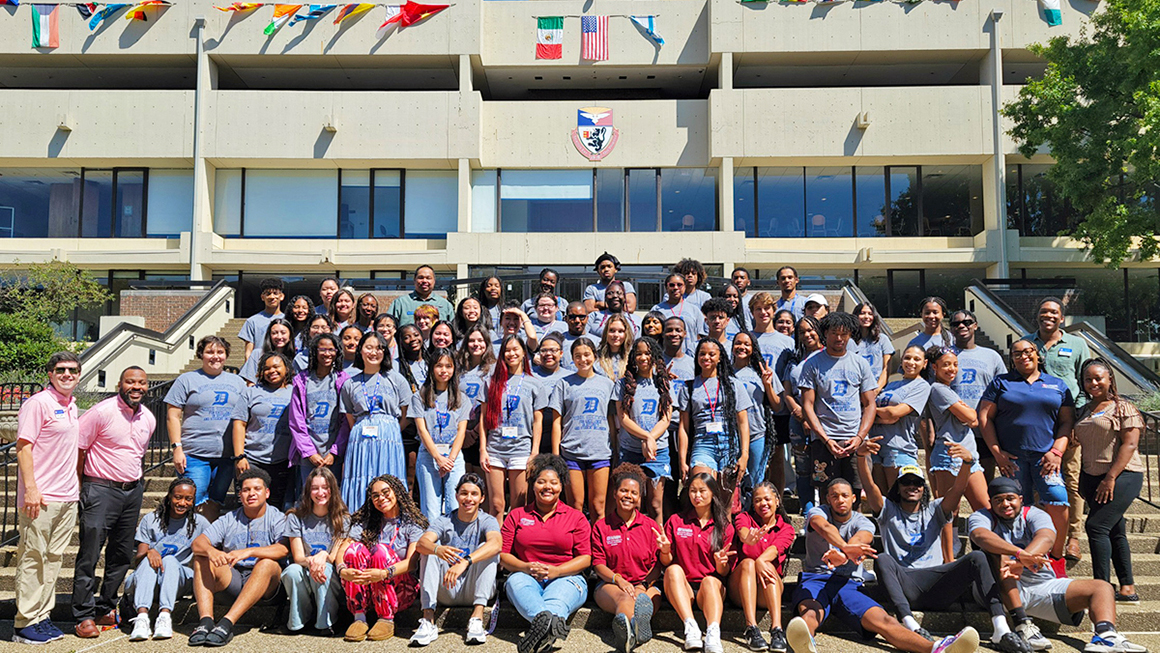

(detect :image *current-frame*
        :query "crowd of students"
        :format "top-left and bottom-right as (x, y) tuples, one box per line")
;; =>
(8, 255), (1150, 653)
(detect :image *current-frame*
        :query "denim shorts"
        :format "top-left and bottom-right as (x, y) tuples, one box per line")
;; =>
(871, 446), (919, 469)
(690, 434), (730, 472)
(929, 439), (984, 474)
(1015, 455), (1069, 506)
(184, 454), (233, 506)
(618, 448), (671, 479)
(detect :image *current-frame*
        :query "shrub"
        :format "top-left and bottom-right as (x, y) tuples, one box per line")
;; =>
(0, 313), (67, 376)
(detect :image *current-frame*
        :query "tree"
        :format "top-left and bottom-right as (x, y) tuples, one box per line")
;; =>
(1002, 0), (1160, 267)
(0, 260), (111, 326)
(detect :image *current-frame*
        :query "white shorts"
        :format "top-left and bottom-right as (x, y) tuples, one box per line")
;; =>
(489, 453), (529, 471)
(1019, 577), (1082, 626)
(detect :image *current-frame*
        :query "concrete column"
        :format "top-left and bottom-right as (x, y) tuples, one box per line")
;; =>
(983, 10), (1009, 278)
(719, 52), (733, 91)
(719, 156), (735, 233)
(459, 54), (473, 94)
(457, 158), (471, 234)
(189, 16), (215, 281)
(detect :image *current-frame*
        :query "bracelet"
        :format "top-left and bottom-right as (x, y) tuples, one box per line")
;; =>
(335, 562), (347, 572)
(464, 554), (473, 568)
(1049, 448), (1064, 458)
(387, 565), (395, 579)
(612, 573), (622, 585)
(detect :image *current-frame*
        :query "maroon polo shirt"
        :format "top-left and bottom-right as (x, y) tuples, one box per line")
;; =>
(501, 503), (592, 566)
(591, 511), (661, 585)
(733, 511), (795, 575)
(664, 510), (735, 582)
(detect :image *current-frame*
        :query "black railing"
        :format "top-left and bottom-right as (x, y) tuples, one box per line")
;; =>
(141, 380), (175, 475)
(1139, 411), (1160, 508)
(1, 382), (42, 546)
(0, 383), (42, 411)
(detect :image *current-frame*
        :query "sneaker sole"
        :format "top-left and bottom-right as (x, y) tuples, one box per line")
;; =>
(518, 613), (553, 653)
(466, 634), (487, 645)
(942, 627), (981, 653)
(787, 617), (816, 653)
(409, 634), (438, 647)
(634, 593), (654, 644)
(11, 635), (50, 645)
(612, 614), (633, 653)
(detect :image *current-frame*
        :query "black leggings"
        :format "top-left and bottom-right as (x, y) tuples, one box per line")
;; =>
(874, 550), (1004, 619)
(1080, 470), (1142, 587)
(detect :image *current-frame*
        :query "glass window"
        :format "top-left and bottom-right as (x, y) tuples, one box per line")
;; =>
(373, 171), (403, 238)
(404, 170), (456, 239)
(244, 170), (337, 237)
(146, 170), (193, 237)
(734, 167), (755, 237)
(113, 170), (146, 238)
(213, 169), (242, 236)
(0, 168), (81, 238)
(500, 170), (592, 233)
(1020, 164), (1073, 236)
(80, 170), (114, 238)
(922, 165), (983, 237)
(1128, 269), (1160, 342)
(806, 167), (853, 238)
(855, 167), (887, 237)
(595, 169), (624, 232)
(339, 170), (370, 239)
(1005, 164), (1021, 232)
(886, 166), (919, 237)
(627, 169), (657, 232)
(471, 170), (497, 233)
(661, 168), (716, 232)
(756, 167), (804, 237)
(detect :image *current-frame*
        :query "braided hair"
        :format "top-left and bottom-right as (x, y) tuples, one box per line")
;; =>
(621, 336), (671, 420)
(690, 338), (741, 469)
(155, 477), (199, 539)
(731, 330), (775, 485)
(351, 474), (428, 549)
(918, 296), (954, 348)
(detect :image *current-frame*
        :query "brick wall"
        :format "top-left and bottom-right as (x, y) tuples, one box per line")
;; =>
(120, 290), (207, 333)
(993, 289), (1083, 326)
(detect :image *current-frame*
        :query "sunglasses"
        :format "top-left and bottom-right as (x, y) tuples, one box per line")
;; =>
(566, 314), (587, 320)
(950, 319), (976, 327)
(53, 366), (79, 375)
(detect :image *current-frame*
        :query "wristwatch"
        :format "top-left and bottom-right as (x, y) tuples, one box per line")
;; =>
(170, 441), (182, 450)
(232, 454), (246, 462)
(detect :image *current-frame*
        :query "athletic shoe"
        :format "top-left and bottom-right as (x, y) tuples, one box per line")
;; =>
(744, 625), (769, 651)
(1085, 630), (1148, 653)
(129, 614), (152, 642)
(465, 617), (487, 645)
(916, 627), (937, 642)
(203, 623), (234, 648)
(409, 618), (438, 647)
(518, 611), (553, 653)
(933, 626), (980, 653)
(367, 619), (395, 641)
(188, 623), (212, 647)
(634, 592), (654, 644)
(343, 620), (369, 643)
(769, 627), (788, 653)
(153, 612), (174, 640)
(542, 614), (569, 653)
(684, 619), (704, 651)
(995, 631), (1033, 653)
(41, 621), (64, 642)
(786, 617), (817, 653)
(612, 613), (635, 653)
(11, 622), (52, 645)
(1016, 621), (1053, 651)
(704, 623), (724, 653)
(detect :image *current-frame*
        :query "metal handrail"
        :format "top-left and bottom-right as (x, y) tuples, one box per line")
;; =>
(1138, 411), (1160, 508)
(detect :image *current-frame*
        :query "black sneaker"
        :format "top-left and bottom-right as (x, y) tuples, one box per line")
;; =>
(745, 625), (770, 651)
(769, 627), (788, 653)
(916, 627), (937, 643)
(518, 611), (553, 653)
(633, 593), (654, 644)
(613, 613), (635, 653)
(188, 624), (212, 647)
(540, 614), (569, 653)
(204, 624), (234, 648)
(996, 631), (1034, 653)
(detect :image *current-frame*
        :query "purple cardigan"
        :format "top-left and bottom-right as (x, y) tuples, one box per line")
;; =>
(288, 368), (351, 466)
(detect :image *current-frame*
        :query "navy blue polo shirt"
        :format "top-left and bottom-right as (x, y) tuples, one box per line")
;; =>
(980, 371), (1074, 456)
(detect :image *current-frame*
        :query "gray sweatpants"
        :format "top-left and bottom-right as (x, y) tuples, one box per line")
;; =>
(419, 555), (497, 611)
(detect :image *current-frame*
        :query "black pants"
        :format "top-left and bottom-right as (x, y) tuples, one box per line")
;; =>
(72, 480), (144, 621)
(809, 439), (862, 499)
(250, 460), (292, 510)
(1080, 469), (1142, 586)
(874, 550), (1004, 619)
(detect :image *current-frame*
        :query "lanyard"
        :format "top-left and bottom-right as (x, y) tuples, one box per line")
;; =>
(702, 378), (720, 421)
(360, 372), (385, 413)
(505, 374), (525, 422)
(435, 393), (448, 439)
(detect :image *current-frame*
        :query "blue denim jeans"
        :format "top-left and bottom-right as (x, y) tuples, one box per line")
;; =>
(280, 562), (341, 631)
(416, 449), (465, 521)
(504, 572), (588, 622)
(1015, 455), (1069, 506)
(183, 454), (233, 506)
(127, 556), (192, 612)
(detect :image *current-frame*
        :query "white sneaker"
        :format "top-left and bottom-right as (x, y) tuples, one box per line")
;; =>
(933, 626), (981, 653)
(1016, 621), (1053, 651)
(466, 617), (487, 645)
(684, 619), (704, 651)
(786, 617), (817, 653)
(704, 623), (724, 653)
(409, 618), (439, 647)
(129, 614), (151, 642)
(152, 612), (173, 640)
(1086, 630), (1148, 653)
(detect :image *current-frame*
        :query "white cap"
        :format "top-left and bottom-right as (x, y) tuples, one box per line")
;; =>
(804, 293), (829, 307)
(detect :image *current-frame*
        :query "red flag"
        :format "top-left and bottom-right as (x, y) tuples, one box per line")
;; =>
(389, 0), (447, 27)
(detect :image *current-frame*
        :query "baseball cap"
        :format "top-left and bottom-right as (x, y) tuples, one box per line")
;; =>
(897, 465), (925, 483)
(804, 293), (829, 307)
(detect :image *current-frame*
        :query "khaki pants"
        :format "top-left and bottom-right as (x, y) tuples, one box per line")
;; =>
(1063, 441), (1084, 540)
(15, 501), (77, 628)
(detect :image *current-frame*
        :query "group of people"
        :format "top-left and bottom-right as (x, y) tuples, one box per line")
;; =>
(7, 255), (1150, 653)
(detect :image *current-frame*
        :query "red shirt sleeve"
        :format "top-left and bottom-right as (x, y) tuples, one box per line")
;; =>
(590, 520), (607, 568)
(769, 515), (796, 555)
(500, 509), (518, 555)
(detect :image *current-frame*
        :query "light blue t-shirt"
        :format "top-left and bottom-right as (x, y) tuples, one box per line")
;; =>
(968, 506), (1057, 584)
(164, 370), (248, 459)
(135, 511), (210, 566)
(613, 376), (669, 453)
(675, 376), (754, 437)
(804, 505), (876, 578)
(879, 498), (948, 570)
(798, 351), (877, 441)
(240, 348), (303, 384)
(285, 512), (348, 556)
(651, 301), (705, 357)
(733, 366), (782, 439)
(586, 310), (642, 339)
(408, 389), (471, 446)
(459, 366), (488, 407)
(302, 372), (341, 453)
(239, 310), (284, 345)
(870, 377), (931, 456)
(558, 332), (598, 371)
(907, 331), (953, 352)
(952, 346), (1007, 410)
(583, 280), (637, 304)
(484, 374), (549, 458)
(776, 295), (807, 320)
(850, 333), (895, 381)
(755, 331), (796, 379)
(203, 506), (287, 570)
(663, 353), (696, 384)
(927, 383), (979, 458)
(550, 373), (615, 462)
(339, 370), (413, 419)
(231, 385), (293, 465)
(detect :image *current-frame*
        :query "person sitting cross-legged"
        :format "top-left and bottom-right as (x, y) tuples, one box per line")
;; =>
(189, 468), (288, 647)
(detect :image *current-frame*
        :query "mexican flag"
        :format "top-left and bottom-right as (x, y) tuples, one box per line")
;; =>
(31, 4), (59, 48)
(536, 16), (562, 60)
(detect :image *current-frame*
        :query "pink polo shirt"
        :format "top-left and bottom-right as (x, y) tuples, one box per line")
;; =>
(16, 385), (80, 505)
(78, 395), (157, 483)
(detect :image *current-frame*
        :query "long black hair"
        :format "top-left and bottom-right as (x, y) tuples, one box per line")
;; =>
(155, 477), (199, 539)
(792, 315), (823, 365)
(395, 324), (424, 391)
(683, 472), (730, 551)
(731, 330), (774, 485)
(353, 331), (393, 372)
(621, 336), (671, 421)
(851, 302), (883, 343)
(286, 295), (315, 339)
(477, 276), (504, 311)
(351, 474), (428, 549)
(690, 338), (740, 469)
(454, 296), (493, 340)
(420, 346), (462, 411)
(886, 475), (932, 510)
(307, 333), (341, 376)
(719, 281), (749, 332)
(260, 318), (297, 360)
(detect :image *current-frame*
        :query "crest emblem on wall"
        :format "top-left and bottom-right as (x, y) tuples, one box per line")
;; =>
(572, 106), (620, 161)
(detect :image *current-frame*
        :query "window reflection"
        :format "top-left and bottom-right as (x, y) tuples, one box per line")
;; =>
(756, 167), (805, 238)
(661, 168), (716, 232)
(855, 166), (887, 237)
(806, 167), (853, 238)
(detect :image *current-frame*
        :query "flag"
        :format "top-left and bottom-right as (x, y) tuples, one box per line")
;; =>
(125, 0), (169, 21)
(393, 0), (446, 26)
(580, 15), (608, 62)
(536, 16), (562, 59)
(0, 1), (19, 6)
(89, 3), (127, 29)
(215, 2), (263, 11)
(31, 4), (58, 48)
(264, 4), (301, 33)
(333, 2), (372, 24)
(288, 3), (333, 25)
(1039, 0), (1061, 25)
(375, 4), (399, 38)
(629, 15), (662, 46)
(75, 2), (96, 18)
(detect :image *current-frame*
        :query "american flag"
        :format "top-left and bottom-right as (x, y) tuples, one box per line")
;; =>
(581, 15), (608, 61)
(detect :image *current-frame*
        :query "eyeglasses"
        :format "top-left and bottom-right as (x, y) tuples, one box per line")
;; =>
(316, 347), (338, 354)
(370, 490), (392, 500)
(950, 319), (976, 327)
(362, 346), (386, 353)
(539, 347), (561, 354)
(1012, 349), (1037, 359)
(566, 314), (587, 320)
(53, 366), (79, 375)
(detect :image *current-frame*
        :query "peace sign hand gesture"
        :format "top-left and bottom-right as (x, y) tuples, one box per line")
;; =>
(656, 530), (672, 556)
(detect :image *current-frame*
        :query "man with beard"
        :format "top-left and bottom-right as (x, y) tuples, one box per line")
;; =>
(390, 265), (455, 326)
(73, 367), (157, 638)
(586, 280), (642, 339)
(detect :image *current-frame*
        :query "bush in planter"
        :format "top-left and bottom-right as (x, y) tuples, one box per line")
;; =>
(0, 313), (67, 376)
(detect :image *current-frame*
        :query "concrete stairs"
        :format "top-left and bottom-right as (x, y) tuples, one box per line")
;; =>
(179, 318), (249, 374)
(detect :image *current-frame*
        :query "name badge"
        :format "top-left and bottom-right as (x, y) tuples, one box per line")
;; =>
(501, 426), (518, 439)
(605, 534), (622, 546)
(676, 527), (694, 539)
(520, 517), (536, 527)
(1059, 348), (1072, 358)
(706, 421), (724, 435)
(362, 424), (379, 438)
(435, 444), (452, 456)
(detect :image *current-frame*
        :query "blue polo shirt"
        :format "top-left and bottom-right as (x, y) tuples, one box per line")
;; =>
(979, 371), (1074, 456)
